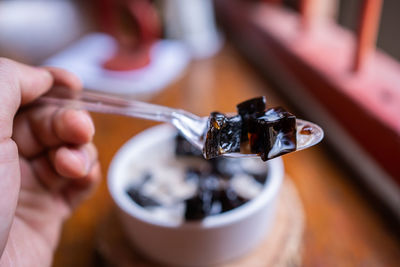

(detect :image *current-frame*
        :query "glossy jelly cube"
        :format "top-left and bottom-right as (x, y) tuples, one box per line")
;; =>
(203, 112), (242, 159)
(236, 96), (266, 117)
(126, 187), (160, 207)
(248, 107), (296, 161)
(184, 189), (213, 220)
(236, 96), (266, 141)
(218, 187), (248, 212)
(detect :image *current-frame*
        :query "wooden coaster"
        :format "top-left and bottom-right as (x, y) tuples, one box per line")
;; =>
(95, 178), (305, 266)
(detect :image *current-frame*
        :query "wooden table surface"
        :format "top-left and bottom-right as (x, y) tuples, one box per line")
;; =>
(53, 45), (400, 267)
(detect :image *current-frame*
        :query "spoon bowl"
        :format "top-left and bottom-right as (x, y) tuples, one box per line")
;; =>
(224, 118), (324, 158)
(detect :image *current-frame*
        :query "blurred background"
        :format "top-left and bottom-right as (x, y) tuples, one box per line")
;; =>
(1, 0), (399, 266)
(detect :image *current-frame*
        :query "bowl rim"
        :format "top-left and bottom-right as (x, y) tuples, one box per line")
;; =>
(108, 124), (284, 229)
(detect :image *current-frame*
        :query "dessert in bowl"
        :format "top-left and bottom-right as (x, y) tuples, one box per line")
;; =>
(108, 124), (284, 266)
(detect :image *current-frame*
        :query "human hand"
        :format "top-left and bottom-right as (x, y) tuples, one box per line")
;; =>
(0, 58), (101, 266)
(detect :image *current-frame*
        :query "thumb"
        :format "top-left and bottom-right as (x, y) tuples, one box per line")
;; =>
(0, 58), (53, 255)
(0, 58), (53, 140)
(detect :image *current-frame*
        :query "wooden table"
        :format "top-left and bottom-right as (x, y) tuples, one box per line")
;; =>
(53, 45), (400, 267)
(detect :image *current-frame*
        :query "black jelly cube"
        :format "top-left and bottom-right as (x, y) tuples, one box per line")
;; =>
(219, 187), (248, 212)
(184, 189), (213, 220)
(126, 187), (160, 207)
(203, 112), (242, 159)
(236, 96), (266, 117)
(248, 107), (296, 161)
(236, 96), (266, 142)
(203, 112), (225, 159)
(252, 173), (268, 184)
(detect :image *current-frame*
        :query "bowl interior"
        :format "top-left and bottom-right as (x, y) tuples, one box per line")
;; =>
(108, 124), (284, 229)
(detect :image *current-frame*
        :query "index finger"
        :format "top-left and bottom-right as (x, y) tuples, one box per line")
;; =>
(42, 67), (82, 92)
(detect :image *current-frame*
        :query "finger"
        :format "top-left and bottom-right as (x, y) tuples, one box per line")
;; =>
(28, 106), (95, 146)
(20, 106), (60, 149)
(29, 143), (98, 192)
(30, 156), (67, 193)
(63, 162), (102, 209)
(13, 107), (95, 158)
(52, 109), (94, 144)
(50, 143), (98, 179)
(12, 111), (43, 159)
(0, 58), (53, 140)
(42, 66), (82, 91)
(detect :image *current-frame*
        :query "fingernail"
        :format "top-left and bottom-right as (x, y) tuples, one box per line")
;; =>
(38, 67), (53, 82)
(79, 111), (95, 137)
(68, 149), (90, 175)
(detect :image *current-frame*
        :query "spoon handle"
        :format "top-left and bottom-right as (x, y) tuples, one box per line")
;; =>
(36, 87), (191, 123)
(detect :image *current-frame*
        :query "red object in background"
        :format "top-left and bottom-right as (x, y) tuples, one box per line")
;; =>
(98, 0), (160, 71)
(353, 0), (383, 72)
(299, 0), (318, 31)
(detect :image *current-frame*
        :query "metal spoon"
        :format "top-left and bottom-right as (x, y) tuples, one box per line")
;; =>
(36, 87), (324, 159)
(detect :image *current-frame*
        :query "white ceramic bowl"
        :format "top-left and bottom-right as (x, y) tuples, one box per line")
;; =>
(108, 124), (284, 266)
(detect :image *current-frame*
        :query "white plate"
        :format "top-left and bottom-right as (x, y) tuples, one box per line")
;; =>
(44, 33), (190, 99)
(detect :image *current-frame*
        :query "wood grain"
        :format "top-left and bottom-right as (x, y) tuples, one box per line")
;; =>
(53, 45), (400, 267)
